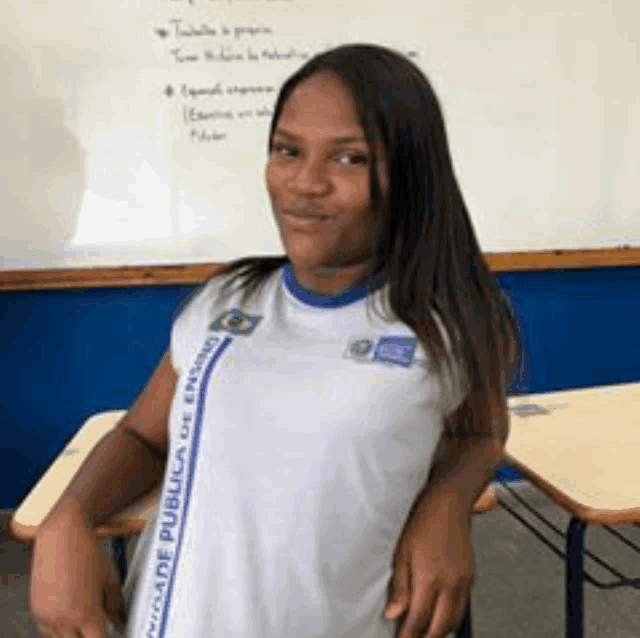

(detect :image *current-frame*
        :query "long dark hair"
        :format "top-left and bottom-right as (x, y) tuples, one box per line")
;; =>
(207, 43), (522, 444)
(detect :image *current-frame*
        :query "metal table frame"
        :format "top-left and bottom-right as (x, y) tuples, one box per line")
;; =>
(497, 479), (640, 638)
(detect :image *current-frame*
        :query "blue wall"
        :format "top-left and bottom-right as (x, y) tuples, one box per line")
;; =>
(2, 266), (640, 510)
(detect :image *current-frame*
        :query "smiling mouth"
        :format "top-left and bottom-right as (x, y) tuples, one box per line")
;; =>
(283, 211), (329, 221)
(283, 210), (329, 219)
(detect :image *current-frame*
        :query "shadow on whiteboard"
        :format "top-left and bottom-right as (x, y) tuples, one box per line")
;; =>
(0, 47), (85, 266)
(71, 131), (174, 246)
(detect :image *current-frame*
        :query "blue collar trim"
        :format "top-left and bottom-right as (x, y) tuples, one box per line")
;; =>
(282, 263), (386, 308)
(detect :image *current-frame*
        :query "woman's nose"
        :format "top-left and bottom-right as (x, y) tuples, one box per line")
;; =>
(287, 161), (329, 195)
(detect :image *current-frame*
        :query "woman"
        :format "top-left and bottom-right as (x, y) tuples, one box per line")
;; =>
(31, 43), (521, 638)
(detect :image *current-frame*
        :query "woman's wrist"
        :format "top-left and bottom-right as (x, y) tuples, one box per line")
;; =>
(37, 500), (91, 538)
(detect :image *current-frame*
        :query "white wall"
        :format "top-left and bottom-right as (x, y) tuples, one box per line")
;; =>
(2, 0), (638, 270)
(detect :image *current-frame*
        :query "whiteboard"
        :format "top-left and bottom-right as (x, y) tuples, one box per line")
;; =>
(2, 0), (639, 271)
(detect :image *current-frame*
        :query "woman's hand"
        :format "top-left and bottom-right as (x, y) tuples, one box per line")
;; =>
(30, 512), (128, 638)
(384, 490), (475, 638)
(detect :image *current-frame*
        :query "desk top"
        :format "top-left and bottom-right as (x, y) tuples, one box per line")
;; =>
(506, 382), (640, 526)
(15, 380), (637, 541)
(9, 407), (499, 542)
(8, 411), (159, 542)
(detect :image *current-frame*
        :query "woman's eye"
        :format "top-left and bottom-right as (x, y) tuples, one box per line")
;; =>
(270, 144), (368, 167)
(337, 153), (369, 166)
(272, 144), (297, 157)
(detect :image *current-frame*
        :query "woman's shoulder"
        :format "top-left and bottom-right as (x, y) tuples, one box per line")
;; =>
(170, 264), (238, 326)
(172, 259), (285, 326)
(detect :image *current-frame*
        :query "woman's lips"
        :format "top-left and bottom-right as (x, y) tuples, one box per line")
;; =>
(281, 210), (329, 227)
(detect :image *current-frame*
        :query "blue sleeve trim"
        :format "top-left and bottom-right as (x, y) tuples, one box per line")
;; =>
(171, 283), (206, 326)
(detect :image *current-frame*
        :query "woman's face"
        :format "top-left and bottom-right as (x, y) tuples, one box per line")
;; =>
(265, 72), (387, 295)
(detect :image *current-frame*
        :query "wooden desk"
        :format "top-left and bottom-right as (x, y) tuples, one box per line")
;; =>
(8, 411), (160, 543)
(8, 410), (501, 638)
(9, 385), (638, 638)
(506, 382), (640, 526)
(504, 382), (640, 638)
(9, 410), (500, 545)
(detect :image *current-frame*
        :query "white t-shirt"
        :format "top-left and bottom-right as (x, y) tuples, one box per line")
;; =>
(123, 263), (467, 638)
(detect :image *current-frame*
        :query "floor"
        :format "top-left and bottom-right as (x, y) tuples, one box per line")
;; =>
(2, 480), (639, 637)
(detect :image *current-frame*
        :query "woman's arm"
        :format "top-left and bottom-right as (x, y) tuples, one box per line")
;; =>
(422, 388), (509, 513)
(39, 349), (175, 533)
(423, 435), (504, 514)
(384, 391), (508, 637)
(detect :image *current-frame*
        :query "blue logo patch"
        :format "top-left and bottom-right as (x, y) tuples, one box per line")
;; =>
(373, 336), (418, 368)
(209, 309), (262, 336)
(349, 339), (375, 358)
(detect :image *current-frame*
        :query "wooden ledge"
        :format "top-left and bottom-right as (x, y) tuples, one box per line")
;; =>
(503, 454), (640, 528)
(1, 246), (639, 292)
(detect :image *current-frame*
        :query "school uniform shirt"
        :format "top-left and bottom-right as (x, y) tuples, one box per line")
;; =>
(123, 263), (467, 638)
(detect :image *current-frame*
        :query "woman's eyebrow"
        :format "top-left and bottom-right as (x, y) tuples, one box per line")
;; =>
(273, 128), (367, 145)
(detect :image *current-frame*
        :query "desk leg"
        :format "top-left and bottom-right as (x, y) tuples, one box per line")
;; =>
(454, 598), (472, 638)
(566, 517), (587, 638)
(111, 537), (129, 587)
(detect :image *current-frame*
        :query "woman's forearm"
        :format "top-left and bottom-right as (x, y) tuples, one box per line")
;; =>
(38, 424), (166, 534)
(423, 435), (505, 513)
(422, 386), (510, 511)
